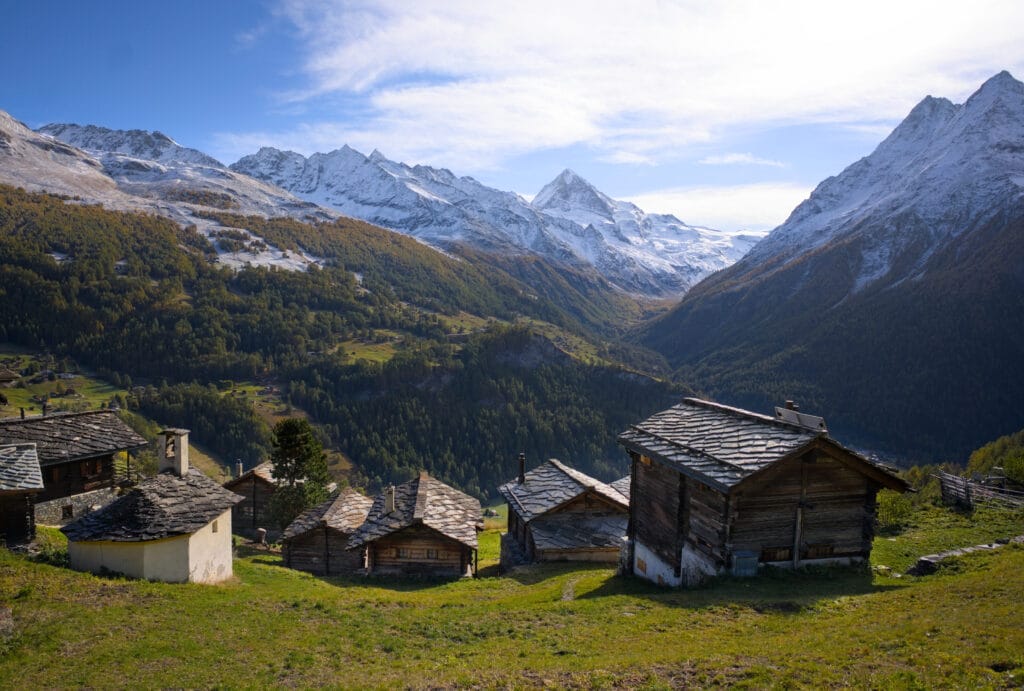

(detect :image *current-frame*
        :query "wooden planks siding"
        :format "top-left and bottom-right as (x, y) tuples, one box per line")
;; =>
(38, 456), (115, 503)
(632, 454), (682, 569)
(684, 476), (728, 565)
(283, 527), (364, 576)
(228, 477), (275, 533)
(366, 524), (471, 577)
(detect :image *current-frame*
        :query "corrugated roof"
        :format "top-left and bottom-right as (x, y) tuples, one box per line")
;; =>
(0, 411), (148, 467)
(618, 398), (821, 491)
(0, 443), (44, 493)
(282, 488), (374, 540)
(347, 472), (483, 551)
(498, 458), (629, 523)
(61, 468), (242, 542)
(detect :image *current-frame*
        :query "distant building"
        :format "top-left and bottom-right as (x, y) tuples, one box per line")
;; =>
(498, 455), (629, 569)
(619, 398), (909, 586)
(62, 429), (242, 584)
(0, 443), (45, 545)
(223, 461), (278, 538)
(347, 471), (483, 578)
(282, 488), (374, 576)
(0, 410), (148, 525)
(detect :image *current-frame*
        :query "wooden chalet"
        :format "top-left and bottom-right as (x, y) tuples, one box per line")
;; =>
(0, 443), (45, 545)
(62, 429), (242, 584)
(618, 398), (909, 586)
(223, 461), (278, 537)
(498, 455), (629, 569)
(282, 488), (373, 576)
(0, 368), (20, 385)
(0, 410), (148, 525)
(347, 471), (483, 578)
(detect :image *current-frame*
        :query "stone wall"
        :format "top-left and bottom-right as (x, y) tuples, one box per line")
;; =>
(35, 487), (119, 526)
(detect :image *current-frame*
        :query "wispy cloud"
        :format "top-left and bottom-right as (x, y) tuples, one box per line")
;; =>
(699, 153), (785, 168)
(224, 0), (1024, 171)
(625, 182), (815, 233)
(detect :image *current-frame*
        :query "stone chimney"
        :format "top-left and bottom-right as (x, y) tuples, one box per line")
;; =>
(160, 428), (190, 477)
(384, 485), (396, 513)
(235, 460), (244, 478)
(518, 452), (526, 484)
(785, 400), (800, 412)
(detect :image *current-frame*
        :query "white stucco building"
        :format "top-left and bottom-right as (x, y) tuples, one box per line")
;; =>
(62, 429), (242, 584)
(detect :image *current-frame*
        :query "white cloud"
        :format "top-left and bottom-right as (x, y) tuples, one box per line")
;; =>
(699, 153), (785, 168)
(255, 0), (1024, 171)
(625, 182), (814, 233)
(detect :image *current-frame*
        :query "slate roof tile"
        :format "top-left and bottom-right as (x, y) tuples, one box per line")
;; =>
(61, 468), (242, 542)
(529, 513), (628, 552)
(282, 488), (374, 540)
(347, 472), (482, 550)
(0, 443), (44, 493)
(0, 411), (148, 467)
(498, 458), (628, 523)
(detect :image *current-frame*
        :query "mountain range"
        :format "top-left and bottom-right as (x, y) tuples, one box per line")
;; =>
(1, 118), (760, 297)
(641, 70), (1024, 460)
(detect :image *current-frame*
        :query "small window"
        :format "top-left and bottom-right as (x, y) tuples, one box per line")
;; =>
(211, 520), (219, 534)
(636, 557), (647, 574)
(426, 549), (438, 560)
(61, 505), (74, 520)
(804, 544), (834, 559)
(760, 547), (792, 562)
(50, 467), (63, 483)
(398, 547), (410, 559)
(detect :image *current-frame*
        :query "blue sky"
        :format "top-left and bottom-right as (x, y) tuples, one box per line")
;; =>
(2, 1), (1022, 231)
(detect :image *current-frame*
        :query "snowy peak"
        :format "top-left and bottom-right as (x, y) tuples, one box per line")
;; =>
(744, 70), (1024, 293)
(38, 123), (224, 169)
(533, 169), (615, 220)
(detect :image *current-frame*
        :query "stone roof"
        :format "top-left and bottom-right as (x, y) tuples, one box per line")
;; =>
(347, 471), (483, 551)
(529, 513), (628, 552)
(61, 468), (242, 542)
(0, 411), (148, 467)
(282, 488), (374, 541)
(619, 397), (903, 492)
(610, 475), (631, 502)
(223, 461), (277, 489)
(0, 443), (44, 493)
(498, 458), (629, 523)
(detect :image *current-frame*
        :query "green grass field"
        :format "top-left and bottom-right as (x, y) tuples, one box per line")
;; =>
(1, 504), (1021, 688)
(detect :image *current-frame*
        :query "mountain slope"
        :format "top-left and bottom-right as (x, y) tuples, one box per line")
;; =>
(232, 148), (758, 296)
(640, 71), (1024, 461)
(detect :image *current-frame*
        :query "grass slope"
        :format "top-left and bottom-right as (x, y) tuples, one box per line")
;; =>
(1, 506), (1022, 688)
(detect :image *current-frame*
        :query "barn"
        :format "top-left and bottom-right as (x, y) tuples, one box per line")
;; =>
(0, 443), (45, 546)
(618, 398), (909, 586)
(347, 471), (483, 578)
(498, 455), (629, 568)
(62, 429), (242, 584)
(0, 410), (148, 525)
(223, 461), (278, 538)
(282, 488), (373, 576)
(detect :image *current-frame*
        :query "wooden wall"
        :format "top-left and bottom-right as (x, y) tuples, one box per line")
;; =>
(283, 527), (364, 576)
(227, 478), (275, 534)
(683, 476), (729, 567)
(0, 494), (35, 545)
(732, 452), (875, 563)
(631, 453), (684, 571)
(38, 455), (115, 503)
(366, 525), (471, 578)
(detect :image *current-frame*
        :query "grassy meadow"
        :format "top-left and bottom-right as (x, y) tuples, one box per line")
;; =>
(1, 505), (1022, 688)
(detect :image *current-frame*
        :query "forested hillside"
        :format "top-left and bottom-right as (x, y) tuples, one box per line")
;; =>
(0, 185), (676, 495)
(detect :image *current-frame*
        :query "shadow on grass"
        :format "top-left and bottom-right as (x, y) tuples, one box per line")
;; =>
(575, 564), (906, 611)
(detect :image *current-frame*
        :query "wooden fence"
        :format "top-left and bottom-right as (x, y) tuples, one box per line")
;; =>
(936, 471), (1024, 510)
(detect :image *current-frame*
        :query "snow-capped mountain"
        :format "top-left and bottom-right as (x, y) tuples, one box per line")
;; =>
(742, 69), (1024, 292)
(232, 148), (759, 295)
(640, 71), (1024, 462)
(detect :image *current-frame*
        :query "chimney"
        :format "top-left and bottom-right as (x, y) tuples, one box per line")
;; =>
(235, 460), (244, 478)
(517, 452), (526, 484)
(384, 485), (396, 514)
(19, 407), (25, 419)
(785, 400), (800, 412)
(160, 428), (190, 477)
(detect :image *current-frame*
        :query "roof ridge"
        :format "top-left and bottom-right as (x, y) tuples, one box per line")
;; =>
(0, 409), (121, 426)
(682, 397), (821, 435)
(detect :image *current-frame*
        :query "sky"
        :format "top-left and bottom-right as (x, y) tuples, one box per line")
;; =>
(2, 1), (1022, 232)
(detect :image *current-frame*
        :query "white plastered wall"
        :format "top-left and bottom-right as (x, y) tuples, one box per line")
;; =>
(186, 508), (234, 584)
(632, 540), (718, 587)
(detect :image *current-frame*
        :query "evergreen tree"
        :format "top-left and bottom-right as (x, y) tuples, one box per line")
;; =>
(267, 418), (330, 528)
